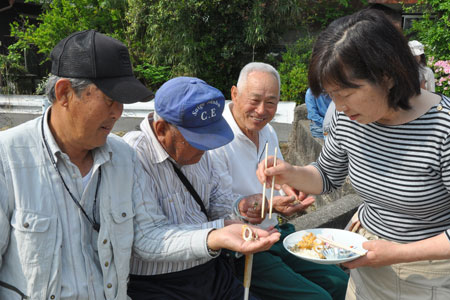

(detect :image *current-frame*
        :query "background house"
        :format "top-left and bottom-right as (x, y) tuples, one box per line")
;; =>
(368, 0), (424, 32)
(1, 0), (47, 93)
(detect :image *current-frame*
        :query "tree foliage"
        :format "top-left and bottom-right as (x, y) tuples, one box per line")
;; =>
(6, 0), (366, 97)
(406, 0), (450, 60)
(126, 0), (306, 96)
(9, 0), (127, 59)
(0, 54), (27, 94)
(7, 0), (174, 91)
(126, 0), (366, 97)
(296, 0), (367, 30)
(277, 0), (366, 103)
(405, 0), (450, 96)
(278, 35), (315, 103)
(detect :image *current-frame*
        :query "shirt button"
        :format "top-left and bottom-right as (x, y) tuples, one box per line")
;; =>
(103, 239), (108, 244)
(122, 212), (127, 218)
(104, 261), (109, 267)
(50, 296), (55, 299)
(23, 222), (29, 228)
(107, 283), (112, 289)
(437, 105), (443, 111)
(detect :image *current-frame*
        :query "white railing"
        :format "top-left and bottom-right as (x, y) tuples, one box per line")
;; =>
(0, 95), (296, 141)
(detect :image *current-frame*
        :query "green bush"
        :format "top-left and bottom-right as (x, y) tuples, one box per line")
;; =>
(405, 0), (450, 97)
(406, 0), (450, 60)
(0, 54), (27, 94)
(133, 63), (171, 93)
(5, 0), (365, 96)
(278, 36), (315, 104)
(125, 0), (309, 98)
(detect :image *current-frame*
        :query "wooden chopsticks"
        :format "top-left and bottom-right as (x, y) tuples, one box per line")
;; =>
(244, 143), (279, 299)
(317, 234), (366, 256)
(261, 143), (269, 219)
(243, 253), (253, 300)
(261, 143), (277, 219)
(268, 147), (277, 219)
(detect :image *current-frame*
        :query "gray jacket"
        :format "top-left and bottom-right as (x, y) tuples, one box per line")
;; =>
(0, 116), (138, 299)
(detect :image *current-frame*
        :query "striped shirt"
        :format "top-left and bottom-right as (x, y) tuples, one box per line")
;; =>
(314, 95), (450, 243)
(124, 115), (237, 275)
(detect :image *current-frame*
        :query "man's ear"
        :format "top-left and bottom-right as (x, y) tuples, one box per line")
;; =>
(230, 85), (238, 103)
(54, 79), (73, 107)
(153, 119), (171, 142)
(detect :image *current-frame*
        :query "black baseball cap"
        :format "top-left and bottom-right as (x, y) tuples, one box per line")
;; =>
(50, 30), (153, 104)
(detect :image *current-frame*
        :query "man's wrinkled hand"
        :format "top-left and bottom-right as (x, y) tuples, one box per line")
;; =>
(238, 194), (267, 224)
(274, 184), (315, 216)
(208, 224), (280, 255)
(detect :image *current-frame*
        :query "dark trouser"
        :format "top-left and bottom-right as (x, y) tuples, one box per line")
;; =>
(234, 224), (349, 300)
(128, 258), (259, 300)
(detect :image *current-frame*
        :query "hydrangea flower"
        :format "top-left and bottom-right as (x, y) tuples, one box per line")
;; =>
(429, 59), (450, 96)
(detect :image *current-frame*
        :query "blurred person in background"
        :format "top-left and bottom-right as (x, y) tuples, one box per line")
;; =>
(305, 88), (332, 139)
(409, 40), (435, 92)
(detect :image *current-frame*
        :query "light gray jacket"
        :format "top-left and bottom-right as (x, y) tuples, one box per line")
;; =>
(0, 117), (138, 299)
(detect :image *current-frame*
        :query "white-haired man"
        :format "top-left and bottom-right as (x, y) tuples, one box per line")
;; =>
(210, 62), (349, 300)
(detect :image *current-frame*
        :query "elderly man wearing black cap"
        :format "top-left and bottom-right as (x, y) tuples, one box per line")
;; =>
(123, 76), (280, 300)
(0, 30), (153, 299)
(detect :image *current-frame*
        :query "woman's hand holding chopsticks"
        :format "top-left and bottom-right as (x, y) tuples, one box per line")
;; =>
(256, 156), (295, 190)
(256, 157), (324, 195)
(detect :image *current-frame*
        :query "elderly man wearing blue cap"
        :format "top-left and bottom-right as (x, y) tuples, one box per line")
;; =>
(123, 76), (281, 300)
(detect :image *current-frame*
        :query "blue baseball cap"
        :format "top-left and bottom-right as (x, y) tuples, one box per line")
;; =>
(154, 77), (234, 150)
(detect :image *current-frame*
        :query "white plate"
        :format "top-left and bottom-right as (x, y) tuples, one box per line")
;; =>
(283, 228), (368, 265)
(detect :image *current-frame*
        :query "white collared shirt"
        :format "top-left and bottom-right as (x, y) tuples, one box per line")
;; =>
(210, 103), (283, 228)
(46, 122), (104, 300)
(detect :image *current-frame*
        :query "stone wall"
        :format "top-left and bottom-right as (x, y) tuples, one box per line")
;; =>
(285, 104), (361, 229)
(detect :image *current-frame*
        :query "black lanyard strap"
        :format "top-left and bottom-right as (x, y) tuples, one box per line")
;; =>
(41, 117), (101, 232)
(0, 280), (29, 299)
(169, 160), (209, 221)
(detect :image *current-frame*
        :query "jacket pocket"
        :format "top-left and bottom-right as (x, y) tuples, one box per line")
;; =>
(10, 209), (55, 265)
(110, 206), (134, 251)
(108, 205), (135, 292)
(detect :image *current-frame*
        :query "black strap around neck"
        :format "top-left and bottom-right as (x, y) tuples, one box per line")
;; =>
(0, 280), (29, 299)
(169, 160), (209, 221)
